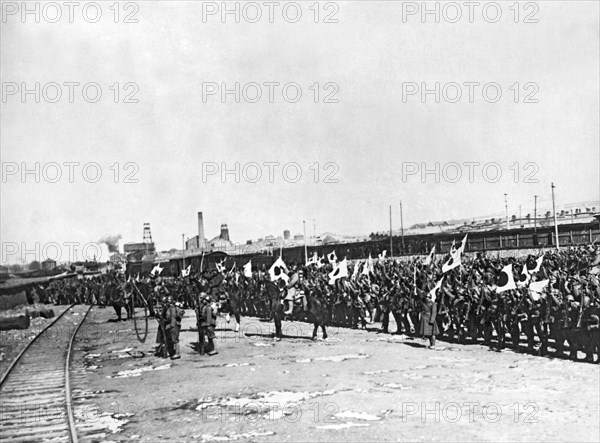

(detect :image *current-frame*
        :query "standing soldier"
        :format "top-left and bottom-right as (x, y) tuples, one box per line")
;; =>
(165, 298), (184, 360)
(199, 294), (218, 356)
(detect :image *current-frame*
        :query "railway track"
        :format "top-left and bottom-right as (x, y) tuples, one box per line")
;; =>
(0, 304), (93, 443)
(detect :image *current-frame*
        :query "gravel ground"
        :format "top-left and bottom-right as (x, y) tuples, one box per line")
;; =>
(0, 303), (70, 379)
(63, 306), (600, 442)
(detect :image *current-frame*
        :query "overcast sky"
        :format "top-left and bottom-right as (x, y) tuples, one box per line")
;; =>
(1, 1), (599, 263)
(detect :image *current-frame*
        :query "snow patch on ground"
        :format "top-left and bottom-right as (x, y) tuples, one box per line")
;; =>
(106, 364), (171, 378)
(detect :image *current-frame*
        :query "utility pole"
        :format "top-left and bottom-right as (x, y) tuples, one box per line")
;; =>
(389, 205), (393, 257)
(399, 200), (405, 252)
(504, 193), (509, 230)
(534, 195), (538, 232)
(551, 183), (559, 249)
(182, 233), (185, 270)
(303, 220), (308, 263)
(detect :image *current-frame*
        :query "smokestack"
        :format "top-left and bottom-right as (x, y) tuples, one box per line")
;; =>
(220, 224), (230, 241)
(283, 230), (290, 240)
(197, 212), (205, 249)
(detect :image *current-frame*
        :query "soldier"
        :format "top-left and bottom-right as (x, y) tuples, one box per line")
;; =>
(165, 297), (184, 359)
(199, 294), (218, 356)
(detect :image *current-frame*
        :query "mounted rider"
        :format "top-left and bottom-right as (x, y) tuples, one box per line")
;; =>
(283, 268), (308, 315)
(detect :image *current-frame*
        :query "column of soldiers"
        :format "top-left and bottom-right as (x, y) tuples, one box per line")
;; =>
(164, 245), (599, 363)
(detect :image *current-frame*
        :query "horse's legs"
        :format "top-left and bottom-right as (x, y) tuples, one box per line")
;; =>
(235, 313), (241, 333)
(312, 323), (318, 340)
(321, 323), (328, 340)
(113, 304), (121, 320)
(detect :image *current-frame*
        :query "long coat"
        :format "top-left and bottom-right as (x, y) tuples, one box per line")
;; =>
(419, 299), (440, 336)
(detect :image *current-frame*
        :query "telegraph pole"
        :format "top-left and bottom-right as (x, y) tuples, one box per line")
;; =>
(399, 200), (405, 252)
(303, 220), (308, 263)
(182, 233), (185, 270)
(551, 183), (559, 249)
(534, 195), (538, 231)
(504, 193), (509, 230)
(389, 205), (393, 257)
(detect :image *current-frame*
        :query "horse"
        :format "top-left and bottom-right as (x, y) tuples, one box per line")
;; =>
(265, 281), (328, 340)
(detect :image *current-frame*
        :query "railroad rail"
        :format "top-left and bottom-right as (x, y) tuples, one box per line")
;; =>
(0, 304), (93, 442)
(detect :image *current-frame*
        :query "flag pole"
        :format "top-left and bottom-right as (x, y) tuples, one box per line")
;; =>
(400, 200), (405, 253)
(200, 249), (205, 272)
(551, 182), (560, 249)
(303, 220), (308, 264)
(181, 233), (185, 272)
(389, 205), (393, 258)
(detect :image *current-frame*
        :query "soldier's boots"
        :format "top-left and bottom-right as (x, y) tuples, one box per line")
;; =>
(171, 343), (181, 360)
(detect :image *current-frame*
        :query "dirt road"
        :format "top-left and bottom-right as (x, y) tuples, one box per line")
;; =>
(69, 306), (599, 442)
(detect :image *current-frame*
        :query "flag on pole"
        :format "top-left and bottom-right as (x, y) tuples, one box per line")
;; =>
(362, 254), (373, 276)
(526, 255), (544, 274)
(529, 279), (549, 301)
(458, 234), (468, 254)
(378, 250), (387, 260)
(181, 265), (191, 277)
(215, 259), (226, 273)
(306, 253), (318, 266)
(329, 258), (348, 284)
(150, 263), (164, 276)
(424, 246), (435, 266)
(429, 277), (444, 302)
(243, 260), (252, 278)
(228, 262), (236, 276)
(316, 255), (327, 268)
(351, 261), (361, 280)
(517, 265), (530, 287)
(496, 264), (517, 293)
(269, 257), (289, 283)
(327, 250), (338, 264)
(442, 248), (462, 273)
(450, 239), (457, 254)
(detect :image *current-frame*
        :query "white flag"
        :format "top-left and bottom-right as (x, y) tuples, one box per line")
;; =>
(269, 257), (289, 283)
(351, 261), (361, 280)
(442, 248), (461, 273)
(327, 250), (338, 264)
(529, 279), (549, 294)
(526, 255), (544, 274)
(428, 277), (444, 302)
(517, 265), (530, 287)
(316, 255), (327, 269)
(496, 264), (517, 293)
(215, 259), (226, 273)
(378, 250), (387, 260)
(458, 234), (468, 254)
(362, 254), (373, 276)
(329, 258), (348, 284)
(243, 260), (252, 278)
(150, 263), (164, 276)
(306, 253), (318, 266)
(181, 265), (191, 277)
(424, 246), (435, 266)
